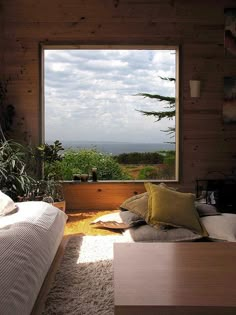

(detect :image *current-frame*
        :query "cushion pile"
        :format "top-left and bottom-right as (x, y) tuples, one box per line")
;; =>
(92, 182), (236, 242)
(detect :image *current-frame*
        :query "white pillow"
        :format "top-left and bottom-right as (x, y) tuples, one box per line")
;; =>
(92, 211), (145, 227)
(92, 212), (124, 224)
(0, 191), (17, 216)
(200, 213), (236, 242)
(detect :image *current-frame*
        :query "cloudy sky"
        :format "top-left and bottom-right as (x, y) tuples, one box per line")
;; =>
(44, 49), (176, 144)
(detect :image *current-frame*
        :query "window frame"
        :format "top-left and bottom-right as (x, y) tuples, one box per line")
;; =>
(40, 44), (180, 182)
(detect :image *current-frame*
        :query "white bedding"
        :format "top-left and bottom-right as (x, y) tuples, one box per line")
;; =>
(0, 201), (68, 315)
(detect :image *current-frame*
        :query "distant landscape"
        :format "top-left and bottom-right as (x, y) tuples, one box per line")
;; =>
(45, 140), (176, 180)
(47, 140), (175, 155)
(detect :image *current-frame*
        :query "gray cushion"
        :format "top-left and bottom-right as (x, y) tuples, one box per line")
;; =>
(200, 213), (236, 242)
(119, 210), (145, 226)
(119, 192), (148, 220)
(195, 202), (221, 217)
(123, 224), (202, 242)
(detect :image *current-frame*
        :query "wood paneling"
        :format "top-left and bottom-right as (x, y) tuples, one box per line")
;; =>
(63, 182), (147, 210)
(1, 0), (236, 209)
(0, 2), (4, 75)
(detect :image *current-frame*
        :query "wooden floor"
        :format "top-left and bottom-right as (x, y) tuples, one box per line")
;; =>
(64, 209), (122, 236)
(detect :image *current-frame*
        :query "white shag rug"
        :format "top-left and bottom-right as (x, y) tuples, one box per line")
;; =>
(42, 235), (128, 315)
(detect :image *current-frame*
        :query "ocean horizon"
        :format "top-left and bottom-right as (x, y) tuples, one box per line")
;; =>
(48, 140), (175, 155)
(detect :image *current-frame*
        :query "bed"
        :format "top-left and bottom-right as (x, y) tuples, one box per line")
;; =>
(0, 199), (68, 315)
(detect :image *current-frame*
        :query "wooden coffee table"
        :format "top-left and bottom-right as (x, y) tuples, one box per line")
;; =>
(114, 242), (236, 315)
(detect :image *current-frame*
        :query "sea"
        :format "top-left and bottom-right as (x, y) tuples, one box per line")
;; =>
(50, 140), (175, 155)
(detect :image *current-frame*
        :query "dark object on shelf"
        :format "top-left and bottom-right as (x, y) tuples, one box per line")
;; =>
(92, 167), (97, 182)
(81, 174), (89, 182)
(73, 174), (81, 181)
(196, 179), (236, 213)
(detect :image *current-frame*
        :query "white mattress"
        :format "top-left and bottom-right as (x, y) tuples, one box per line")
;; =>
(0, 201), (68, 315)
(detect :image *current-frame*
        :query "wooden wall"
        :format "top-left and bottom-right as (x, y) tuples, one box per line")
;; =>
(1, 0), (236, 209)
(0, 3), (3, 79)
(63, 181), (147, 211)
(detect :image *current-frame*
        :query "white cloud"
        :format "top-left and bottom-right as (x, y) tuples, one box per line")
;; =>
(45, 49), (176, 145)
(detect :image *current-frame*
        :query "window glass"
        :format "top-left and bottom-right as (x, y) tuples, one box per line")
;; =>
(44, 47), (178, 181)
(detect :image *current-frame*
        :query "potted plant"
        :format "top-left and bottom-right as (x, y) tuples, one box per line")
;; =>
(36, 140), (64, 179)
(0, 138), (65, 211)
(0, 80), (65, 209)
(35, 140), (66, 211)
(0, 139), (35, 201)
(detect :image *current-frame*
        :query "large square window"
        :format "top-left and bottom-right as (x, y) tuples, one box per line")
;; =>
(42, 46), (179, 182)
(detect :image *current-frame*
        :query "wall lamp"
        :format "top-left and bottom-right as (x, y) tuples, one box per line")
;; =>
(189, 80), (201, 98)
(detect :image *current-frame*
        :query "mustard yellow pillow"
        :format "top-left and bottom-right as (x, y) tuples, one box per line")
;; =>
(144, 182), (176, 221)
(145, 182), (176, 194)
(146, 183), (207, 236)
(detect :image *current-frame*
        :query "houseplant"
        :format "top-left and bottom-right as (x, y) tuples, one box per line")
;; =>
(0, 79), (35, 200)
(34, 140), (65, 209)
(36, 140), (64, 180)
(0, 140), (65, 207)
(0, 80), (64, 206)
(0, 79), (15, 139)
(0, 129), (64, 204)
(0, 139), (35, 201)
(20, 179), (64, 204)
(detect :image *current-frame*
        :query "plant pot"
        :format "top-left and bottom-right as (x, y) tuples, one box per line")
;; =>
(73, 174), (81, 181)
(81, 174), (89, 182)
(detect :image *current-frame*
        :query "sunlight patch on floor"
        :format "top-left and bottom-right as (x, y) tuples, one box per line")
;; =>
(64, 210), (120, 236)
(76, 235), (125, 264)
